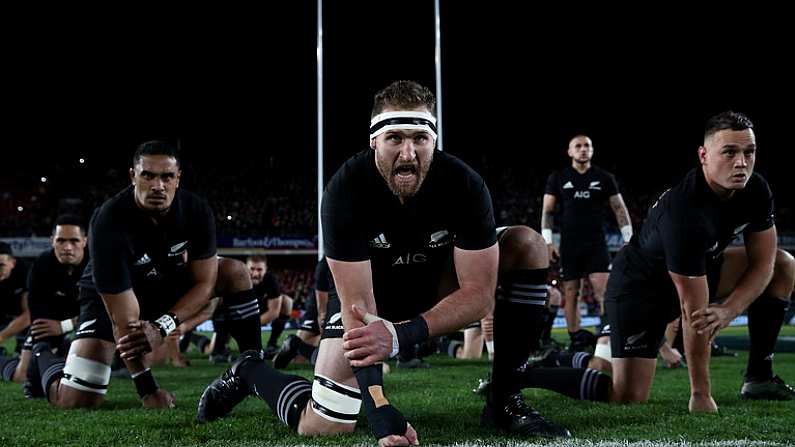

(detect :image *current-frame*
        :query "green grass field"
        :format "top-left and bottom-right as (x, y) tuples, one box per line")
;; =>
(2, 326), (794, 446)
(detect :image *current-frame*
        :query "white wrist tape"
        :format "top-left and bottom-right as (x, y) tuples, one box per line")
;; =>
(485, 340), (494, 355)
(154, 314), (178, 336)
(60, 319), (75, 333)
(542, 229), (553, 245)
(361, 312), (400, 358)
(620, 225), (633, 243)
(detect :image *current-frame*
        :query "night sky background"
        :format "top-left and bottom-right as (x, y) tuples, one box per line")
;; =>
(5, 3), (792, 213)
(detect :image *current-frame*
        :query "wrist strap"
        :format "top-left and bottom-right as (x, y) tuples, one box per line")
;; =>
(393, 316), (429, 353)
(132, 368), (159, 398)
(151, 313), (179, 337)
(60, 318), (75, 333)
(542, 229), (553, 245)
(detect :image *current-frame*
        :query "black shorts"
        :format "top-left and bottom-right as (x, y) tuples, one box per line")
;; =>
(559, 239), (610, 281)
(74, 289), (115, 343)
(606, 245), (724, 358)
(299, 294), (320, 334)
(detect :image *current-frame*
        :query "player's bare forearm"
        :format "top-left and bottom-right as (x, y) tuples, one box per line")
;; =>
(671, 272), (711, 396)
(610, 197), (631, 228)
(178, 298), (218, 332)
(102, 289), (147, 373)
(0, 311), (30, 340)
(541, 194), (557, 231)
(327, 258), (376, 332)
(169, 256), (218, 323)
(724, 227), (777, 314)
(260, 300), (280, 325)
(422, 244), (498, 337)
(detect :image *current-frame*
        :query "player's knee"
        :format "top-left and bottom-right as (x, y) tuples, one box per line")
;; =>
(300, 374), (361, 435)
(57, 353), (110, 407)
(498, 225), (547, 270)
(217, 257), (252, 293)
(774, 249), (795, 286)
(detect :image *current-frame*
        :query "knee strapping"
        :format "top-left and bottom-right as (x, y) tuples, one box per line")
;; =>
(311, 374), (361, 424)
(594, 342), (612, 362)
(60, 354), (110, 395)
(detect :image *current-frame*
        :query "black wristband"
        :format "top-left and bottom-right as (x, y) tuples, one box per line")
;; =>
(393, 315), (429, 350)
(352, 364), (407, 439)
(132, 368), (159, 399)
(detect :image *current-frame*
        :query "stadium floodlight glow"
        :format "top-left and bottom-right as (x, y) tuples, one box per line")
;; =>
(41, 177), (47, 183)
(17, 206), (23, 212)
(226, 215), (233, 221)
(79, 158), (85, 164)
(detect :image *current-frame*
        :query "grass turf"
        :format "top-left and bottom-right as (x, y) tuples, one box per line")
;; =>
(1, 327), (794, 446)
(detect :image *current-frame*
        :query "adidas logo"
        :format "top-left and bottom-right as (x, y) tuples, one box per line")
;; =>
(134, 254), (152, 266)
(369, 233), (391, 249)
(562, 181), (574, 189)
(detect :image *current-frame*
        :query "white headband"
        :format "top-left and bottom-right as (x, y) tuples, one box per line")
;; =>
(369, 111), (438, 140)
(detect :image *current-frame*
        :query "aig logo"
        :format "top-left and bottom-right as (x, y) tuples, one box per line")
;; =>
(393, 253), (427, 266)
(573, 191), (590, 199)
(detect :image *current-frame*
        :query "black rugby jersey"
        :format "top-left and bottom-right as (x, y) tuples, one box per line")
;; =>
(27, 249), (87, 321)
(545, 166), (619, 243)
(636, 168), (774, 279)
(321, 149), (496, 322)
(255, 271), (281, 314)
(0, 261), (28, 319)
(79, 186), (216, 318)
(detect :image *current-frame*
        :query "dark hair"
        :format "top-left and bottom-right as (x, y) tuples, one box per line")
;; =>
(704, 111), (754, 141)
(371, 80), (436, 118)
(0, 241), (12, 257)
(53, 214), (86, 235)
(247, 255), (267, 265)
(132, 140), (180, 168)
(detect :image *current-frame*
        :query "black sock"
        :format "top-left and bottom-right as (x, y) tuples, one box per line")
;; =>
(295, 339), (318, 361)
(221, 289), (264, 353)
(746, 294), (789, 382)
(211, 316), (231, 356)
(0, 356), (20, 381)
(178, 329), (193, 352)
(518, 366), (610, 401)
(34, 345), (65, 401)
(490, 268), (547, 406)
(540, 305), (558, 343)
(552, 351), (592, 369)
(268, 315), (289, 348)
(238, 360), (312, 429)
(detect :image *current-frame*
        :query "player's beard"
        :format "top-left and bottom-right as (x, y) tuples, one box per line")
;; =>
(376, 150), (433, 199)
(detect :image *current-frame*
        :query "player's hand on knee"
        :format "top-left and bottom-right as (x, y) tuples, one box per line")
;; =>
(378, 423), (419, 447)
(688, 393), (717, 413)
(343, 305), (396, 367)
(142, 388), (176, 409)
(31, 318), (62, 338)
(118, 321), (164, 360)
(690, 303), (736, 339)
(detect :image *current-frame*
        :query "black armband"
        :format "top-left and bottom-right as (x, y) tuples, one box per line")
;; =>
(132, 368), (159, 398)
(352, 364), (407, 439)
(394, 315), (429, 350)
(151, 312), (180, 338)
